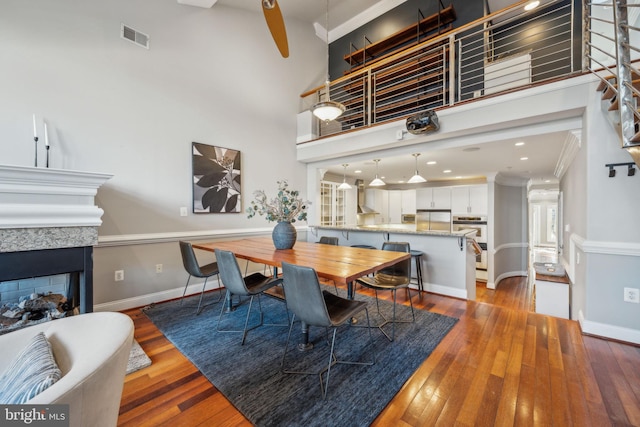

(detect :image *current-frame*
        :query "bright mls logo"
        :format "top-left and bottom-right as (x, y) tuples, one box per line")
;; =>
(1, 405), (68, 426)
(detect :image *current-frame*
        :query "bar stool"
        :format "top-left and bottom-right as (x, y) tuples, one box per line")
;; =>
(410, 250), (424, 292)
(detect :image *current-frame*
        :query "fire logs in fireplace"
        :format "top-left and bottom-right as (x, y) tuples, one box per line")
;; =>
(0, 292), (78, 335)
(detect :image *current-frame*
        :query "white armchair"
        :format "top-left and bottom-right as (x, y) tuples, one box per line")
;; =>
(0, 312), (134, 427)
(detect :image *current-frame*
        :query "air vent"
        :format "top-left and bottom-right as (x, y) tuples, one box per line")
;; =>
(121, 24), (149, 49)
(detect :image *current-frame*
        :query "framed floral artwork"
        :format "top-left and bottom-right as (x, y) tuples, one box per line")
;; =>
(192, 142), (241, 213)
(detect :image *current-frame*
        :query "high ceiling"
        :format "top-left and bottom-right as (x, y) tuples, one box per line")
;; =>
(215, 0), (543, 33)
(211, 0), (564, 188)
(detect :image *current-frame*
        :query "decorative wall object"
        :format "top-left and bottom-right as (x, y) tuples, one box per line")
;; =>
(192, 142), (241, 213)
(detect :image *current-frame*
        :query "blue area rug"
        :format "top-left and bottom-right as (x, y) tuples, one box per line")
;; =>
(143, 288), (458, 426)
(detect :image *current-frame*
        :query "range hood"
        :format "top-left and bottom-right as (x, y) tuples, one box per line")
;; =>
(356, 179), (378, 215)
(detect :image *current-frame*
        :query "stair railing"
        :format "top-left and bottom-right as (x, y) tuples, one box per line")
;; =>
(585, 0), (640, 165)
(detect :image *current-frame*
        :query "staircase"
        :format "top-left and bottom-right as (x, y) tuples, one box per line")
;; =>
(588, 0), (640, 167)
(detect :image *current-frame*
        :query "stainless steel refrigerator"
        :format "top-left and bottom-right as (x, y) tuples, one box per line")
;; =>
(416, 209), (452, 232)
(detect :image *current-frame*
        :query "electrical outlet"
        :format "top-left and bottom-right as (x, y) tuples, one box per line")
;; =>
(624, 287), (640, 303)
(156, 264), (163, 274)
(114, 270), (124, 282)
(180, 207), (188, 217)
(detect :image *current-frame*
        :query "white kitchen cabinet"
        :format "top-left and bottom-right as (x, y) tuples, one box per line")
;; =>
(365, 189), (389, 224)
(402, 189), (416, 214)
(451, 185), (487, 215)
(388, 191), (402, 223)
(416, 187), (451, 209)
(319, 181), (346, 226)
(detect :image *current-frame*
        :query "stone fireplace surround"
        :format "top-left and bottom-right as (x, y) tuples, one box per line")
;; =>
(0, 164), (112, 315)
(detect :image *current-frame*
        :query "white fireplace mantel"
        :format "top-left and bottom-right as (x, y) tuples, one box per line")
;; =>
(0, 165), (112, 252)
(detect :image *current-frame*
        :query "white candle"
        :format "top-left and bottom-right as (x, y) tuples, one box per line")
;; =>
(44, 122), (49, 147)
(32, 114), (37, 138)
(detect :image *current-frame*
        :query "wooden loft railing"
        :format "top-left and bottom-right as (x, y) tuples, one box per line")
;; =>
(343, 3), (456, 74)
(300, 0), (580, 142)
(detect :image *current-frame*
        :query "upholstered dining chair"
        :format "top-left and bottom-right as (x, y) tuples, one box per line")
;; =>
(316, 236), (340, 295)
(214, 249), (287, 345)
(280, 261), (375, 399)
(317, 236), (339, 245)
(179, 241), (222, 315)
(355, 241), (414, 341)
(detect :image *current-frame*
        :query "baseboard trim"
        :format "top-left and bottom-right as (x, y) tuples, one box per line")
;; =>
(424, 283), (468, 300)
(578, 309), (640, 345)
(494, 271), (527, 287)
(94, 282), (223, 312)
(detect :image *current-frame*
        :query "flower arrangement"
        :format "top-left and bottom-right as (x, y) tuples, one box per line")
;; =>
(246, 180), (310, 223)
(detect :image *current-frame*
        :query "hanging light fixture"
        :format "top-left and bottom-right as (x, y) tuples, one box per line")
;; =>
(311, 0), (346, 123)
(369, 159), (386, 187)
(337, 163), (352, 190)
(407, 153), (427, 183)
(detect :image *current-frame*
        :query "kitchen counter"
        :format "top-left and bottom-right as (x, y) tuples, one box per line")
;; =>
(312, 224), (478, 238)
(307, 224), (478, 301)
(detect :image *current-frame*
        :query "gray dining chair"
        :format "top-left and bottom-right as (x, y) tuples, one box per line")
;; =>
(356, 241), (414, 341)
(317, 236), (339, 245)
(214, 249), (287, 345)
(280, 261), (375, 399)
(179, 241), (222, 315)
(316, 236), (340, 295)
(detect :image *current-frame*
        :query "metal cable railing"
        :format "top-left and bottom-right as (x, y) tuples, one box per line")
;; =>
(585, 0), (640, 149)
(301, 0), (581, 141)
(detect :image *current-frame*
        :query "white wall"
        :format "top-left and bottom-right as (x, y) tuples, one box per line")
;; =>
(493, 180), (528, 283)
(561, 80), (640, 342)
(0, 0), (324, 309)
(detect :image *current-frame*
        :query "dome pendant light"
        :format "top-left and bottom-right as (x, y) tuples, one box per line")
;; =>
(369, 159), (386, 187)
(337, 163), (352, 190)
(312, 0), (345, 123)
(407, 153), (427, 183)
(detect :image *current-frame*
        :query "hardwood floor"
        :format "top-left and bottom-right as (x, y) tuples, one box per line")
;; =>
(118, 278), (640, 426)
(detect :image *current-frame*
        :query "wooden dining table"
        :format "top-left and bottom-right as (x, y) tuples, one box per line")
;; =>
(192, 236), (410, 349)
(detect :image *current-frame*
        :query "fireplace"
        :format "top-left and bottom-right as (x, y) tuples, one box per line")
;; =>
(0, 165), (112, 331)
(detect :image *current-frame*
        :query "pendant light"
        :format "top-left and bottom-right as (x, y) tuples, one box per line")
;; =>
(407, 153), (427, 183)
(311, 0), (346, 122)
(369, 159), (386, 187)
(337, 163), (352, 190)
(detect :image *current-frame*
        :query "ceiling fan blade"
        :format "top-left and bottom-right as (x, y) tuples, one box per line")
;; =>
(262, 0), (289, 58)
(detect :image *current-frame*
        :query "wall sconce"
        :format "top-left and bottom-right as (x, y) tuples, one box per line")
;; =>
(605, 162), (636, 177)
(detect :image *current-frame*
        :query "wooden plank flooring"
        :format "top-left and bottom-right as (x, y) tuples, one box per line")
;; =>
(118, 277), (640, 426)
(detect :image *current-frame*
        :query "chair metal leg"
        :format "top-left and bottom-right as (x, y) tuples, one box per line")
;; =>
(282, 311), (375, 399)
(180, 275), (192, 303)
(321, 328), (338, 399)
(371, 287), (416, 342)
(195, 274), (223, 315)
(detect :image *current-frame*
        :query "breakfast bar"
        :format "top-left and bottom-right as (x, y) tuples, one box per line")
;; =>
(308, 224), (479, 300)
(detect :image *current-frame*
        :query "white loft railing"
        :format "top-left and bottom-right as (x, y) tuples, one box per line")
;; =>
(299, 0), (581, 142)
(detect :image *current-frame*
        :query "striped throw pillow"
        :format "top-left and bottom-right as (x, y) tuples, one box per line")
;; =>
(0, 332), (62, 404)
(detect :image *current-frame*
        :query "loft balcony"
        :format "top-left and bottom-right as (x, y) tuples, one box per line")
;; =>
(298, 0), (582, 143)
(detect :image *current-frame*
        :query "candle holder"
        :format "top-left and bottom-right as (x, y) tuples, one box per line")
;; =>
(33, 136), (38, 167)
(46, 145), (50, 168)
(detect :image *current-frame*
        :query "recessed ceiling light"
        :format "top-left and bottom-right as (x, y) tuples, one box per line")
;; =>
(398, 180), (405, 184)
(354, 170), (362, 174)
(520, 157), (529, 161)
(455, 176), (462, 179)
(443, 169), (452, 173)
(524, 1), (539, 11)
(544, 179), (551, 183)
(427, 161), (437, 165)
(515, 142), (525, 146)
(462, 147), (480, 152)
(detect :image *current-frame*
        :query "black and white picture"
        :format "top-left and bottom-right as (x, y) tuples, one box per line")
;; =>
(192, 142), (241, 213)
